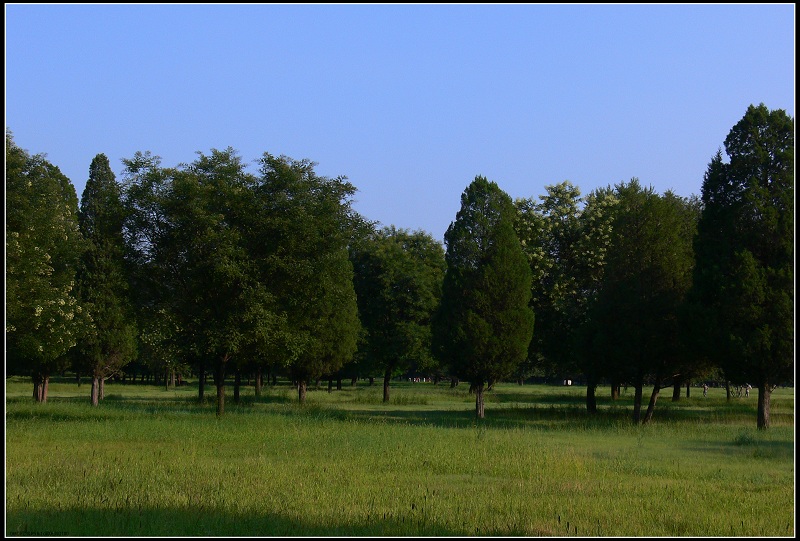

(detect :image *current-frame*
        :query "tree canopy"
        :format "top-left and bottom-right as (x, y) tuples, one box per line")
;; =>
(6, 131), (88, 401)
(689, 103), (794, 429)
(436, 176), (534, 418)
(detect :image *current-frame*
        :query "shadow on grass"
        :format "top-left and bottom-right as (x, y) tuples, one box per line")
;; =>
(7, 386), (787, 432)
(5, 504), (524, 537)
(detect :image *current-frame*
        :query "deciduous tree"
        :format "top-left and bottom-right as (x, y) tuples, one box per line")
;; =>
(6, 131), (88, 401)
(351, 226), (445, 402)
(255, 154), (361, 404)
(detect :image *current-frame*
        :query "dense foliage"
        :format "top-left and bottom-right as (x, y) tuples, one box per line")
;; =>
(6, 131), (87, 401)
(435, 176), (535, 418)
(5, 103), (793, 427)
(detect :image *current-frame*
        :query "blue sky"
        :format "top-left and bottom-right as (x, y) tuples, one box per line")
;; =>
(6, 4), (795, 242)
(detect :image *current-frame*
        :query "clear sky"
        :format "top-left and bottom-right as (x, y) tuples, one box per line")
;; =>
(6, 4), (795, 242)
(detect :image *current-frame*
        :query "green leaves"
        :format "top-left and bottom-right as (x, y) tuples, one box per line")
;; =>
(690, 104), (794, 423)
(437, 176), (534, 387)
(6, 132), (86, 377)
(351, 226), (446, 380)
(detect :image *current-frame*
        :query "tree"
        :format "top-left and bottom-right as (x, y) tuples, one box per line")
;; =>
(351, 226), (445, 402)
(588, 180), (697, 423)
(74, 154), (138, 406)
(121, 148), (281, 415)
(571, 187), (618, 411)
(514, 181), (584, 383)
(254, 154), (361, 404)
(6, 131), (88, 401)
(435, 176), (534, 418)
(690, 104), (794, 429)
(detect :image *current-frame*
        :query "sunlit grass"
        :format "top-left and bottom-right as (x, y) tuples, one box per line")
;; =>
(5, 377), (794, 536)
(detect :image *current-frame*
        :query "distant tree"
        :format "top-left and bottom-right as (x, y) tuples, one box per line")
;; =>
(351, 226), (445, 402)
(435, 176), (534, 418)
(255, 154), (361, 404)
(74, 154), (138, 406)
(690, 104), (794, 429)
(6, 131), (88, 401)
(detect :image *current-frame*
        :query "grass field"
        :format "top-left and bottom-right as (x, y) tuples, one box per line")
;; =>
(5, 376), (795, 537)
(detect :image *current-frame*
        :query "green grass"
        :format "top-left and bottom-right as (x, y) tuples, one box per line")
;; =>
(5, 377), (794, 536)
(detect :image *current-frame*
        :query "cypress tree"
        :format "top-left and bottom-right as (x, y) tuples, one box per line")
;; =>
(75, 154), (138, 406)
(436, 176), (534, 418)
(690, 104), (794, 429)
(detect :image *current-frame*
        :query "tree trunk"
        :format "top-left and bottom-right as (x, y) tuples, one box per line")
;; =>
(32, 375), (43, 402)
(672, 381), (681, 402)
(610, 379), (620, 400)
(643, 383), (660, 424)
(298, 380), (307, 404)
(198, 364), (206, 402)
(234, 370), (241, 404)
(214, 361), (226, 417)
(328, 378), (333, 394)
(42, 376), (49, 403)
(170, 368), (176, 388)
(165, 367), (169, 391)
(725, 380), (731, 401)
(450, 377), (459, 388)
(475, 381), (485, 419)
(632, 382), (643, 423)
(757, 381), (771, 429)
(586, 378), (597, 414)
(686, 383), (691, 398)
(368, 377), (374, 386)
(383, 370), (391, 403)
(254, 367), (262, 397)
(91, 376), (100, 407)
(351, 377), (357, 387)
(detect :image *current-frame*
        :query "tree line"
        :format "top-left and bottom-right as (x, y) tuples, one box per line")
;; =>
(6, 103), (793, 428)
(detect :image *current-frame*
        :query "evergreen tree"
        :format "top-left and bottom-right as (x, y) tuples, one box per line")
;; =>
(589, 180), (697, 423)
(435, 176), (534, 418)
(690, 104), (794, 429)
(74, 154), (138, 405)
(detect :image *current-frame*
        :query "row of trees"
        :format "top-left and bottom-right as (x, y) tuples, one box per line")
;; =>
(6, 103), (793, 427)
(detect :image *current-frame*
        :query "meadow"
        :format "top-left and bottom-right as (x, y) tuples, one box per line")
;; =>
(5, 376), (795, 537)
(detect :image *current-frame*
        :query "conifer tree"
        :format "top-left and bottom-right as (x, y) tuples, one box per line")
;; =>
(435, 176), (534, 418)
(74, 154), (138, 405)
(690, 104), (794, 429)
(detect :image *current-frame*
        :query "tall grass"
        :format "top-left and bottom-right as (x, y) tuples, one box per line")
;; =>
(5, 377), (794, 536)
